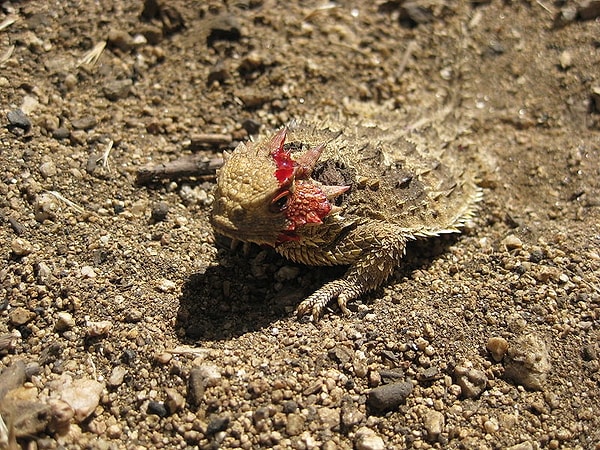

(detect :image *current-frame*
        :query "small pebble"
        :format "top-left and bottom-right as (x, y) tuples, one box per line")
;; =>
(55, 312), (76, 331)
(501, 234), (523, 251)
(504, 333), (551, 390)
(165, 387), (185, 414)
(487, 336), (509, 362)
(7, 108), (31, 134)
(124, 308), (143, 323)
(355, 426), (385, 450)
(52, 127), (71, 139)
(341, 403), (364, 428)
(11, 238), (34, 256)
(424, 410), (445, 439)
(71, 116), (97, 130)
(155, 352), (173, 364)
(108, 366), (128, 387)
(87, 320), (113, 336)
(107, 28), (134, 51)
(454, 362), (487, 399)
(484, 418), (500, 433)
(9, 307), (36, 326)
(157, 278), (177, 292)
(33, 193), (60, 222)
(36, 261), (53, 284)
(151, 201), (170, 222)
(147, 401), (168, 417)
(328, 345), (354, 365)
(285, 413), (304, 436)
(103, 79), (132, 101)
(206, 416), (229, 435)
(58, 378), (104, 422)
(80, 266), (96, 278)
(188, 365), (219, 406)
(559, 50), (572, 69)
(39, 161), (57, 178)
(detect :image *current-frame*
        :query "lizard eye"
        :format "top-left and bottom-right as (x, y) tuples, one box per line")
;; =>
(271, 190), (290, 213)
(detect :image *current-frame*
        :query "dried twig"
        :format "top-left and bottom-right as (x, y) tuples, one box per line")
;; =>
(77, 41), (106, 67)
(99, 140), (113, 170)
(397, 40), (417, 78)
(0, 15), (18, 31)
(190, 133), (233, 149)
(0, 45), (14, 66)
(46, 191), (85, 213)
(136, 153), (224, 185)
(535, 0), (553, 15)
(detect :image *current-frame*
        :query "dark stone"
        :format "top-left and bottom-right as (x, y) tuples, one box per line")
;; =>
(71, 116), (97, 130)
(147, 401), (168, 417)
(241, 118), (261, 135)
(367, 381), (413, 413)
(206, 16), (241, 47)
(282, 400), (298, 414)
(187, 367), (205, 407)
(121, 349), (137, 365)
(151, 201), (170, 222)
(529, 249), (544, 263)
(103, 79), (133, 101)
(206, 415), (229, 435)
(7, 109), (31, 134)
(328, 345), (353, 365)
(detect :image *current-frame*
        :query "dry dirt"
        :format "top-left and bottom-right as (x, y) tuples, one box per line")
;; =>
(1, 1), (600, 449)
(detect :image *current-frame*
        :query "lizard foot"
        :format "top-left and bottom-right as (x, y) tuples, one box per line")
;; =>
(295, 279), (358, 320)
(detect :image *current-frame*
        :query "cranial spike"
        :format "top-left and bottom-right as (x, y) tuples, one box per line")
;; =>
(321, 184), (350, 199)
(268, 127), (288, 153)
(296, 143), (325, 179)
(305, 211), (323, 224)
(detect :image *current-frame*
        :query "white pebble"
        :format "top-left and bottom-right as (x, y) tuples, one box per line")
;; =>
(58, 378), (104, 422)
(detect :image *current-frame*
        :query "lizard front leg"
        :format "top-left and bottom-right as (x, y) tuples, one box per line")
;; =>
(289, 222), (409, 320)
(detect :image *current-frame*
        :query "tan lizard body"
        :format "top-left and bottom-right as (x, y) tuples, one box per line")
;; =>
(211, 115), (482, 319)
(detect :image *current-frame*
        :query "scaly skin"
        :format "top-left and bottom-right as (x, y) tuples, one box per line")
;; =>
(211, 116), (482, 320)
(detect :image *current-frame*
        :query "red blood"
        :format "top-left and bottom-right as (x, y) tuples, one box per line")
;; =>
(269, 128), (296, 186)
(272, 148), (296, 185)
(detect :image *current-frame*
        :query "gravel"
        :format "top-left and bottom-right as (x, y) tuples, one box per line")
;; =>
(1, 0), (599, 448)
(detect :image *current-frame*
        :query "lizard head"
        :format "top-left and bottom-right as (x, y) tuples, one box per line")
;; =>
(211, 127), (349, 246)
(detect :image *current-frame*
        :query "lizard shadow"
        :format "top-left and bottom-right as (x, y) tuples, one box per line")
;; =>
(175, 244), (346, 342)
(176, 233), (464, 342)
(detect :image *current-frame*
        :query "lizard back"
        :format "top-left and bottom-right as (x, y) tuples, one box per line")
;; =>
(283, 118), (482, 238)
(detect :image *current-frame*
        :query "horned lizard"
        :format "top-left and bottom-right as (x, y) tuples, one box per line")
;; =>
(211, 112), (482, 320)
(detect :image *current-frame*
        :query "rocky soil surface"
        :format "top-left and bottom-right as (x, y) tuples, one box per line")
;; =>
(1, 0), (599, 449)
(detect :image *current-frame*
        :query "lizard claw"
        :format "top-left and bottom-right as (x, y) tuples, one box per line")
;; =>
(295, 279), (357, 320)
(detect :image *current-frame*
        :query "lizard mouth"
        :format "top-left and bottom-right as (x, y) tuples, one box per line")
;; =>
(210, 213), (281, 247)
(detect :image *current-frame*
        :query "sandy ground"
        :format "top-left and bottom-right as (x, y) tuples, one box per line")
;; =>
(1, 1), (599, 449)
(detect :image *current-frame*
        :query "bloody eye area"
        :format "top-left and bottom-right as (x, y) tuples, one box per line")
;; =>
(271, 190), (290, 212)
